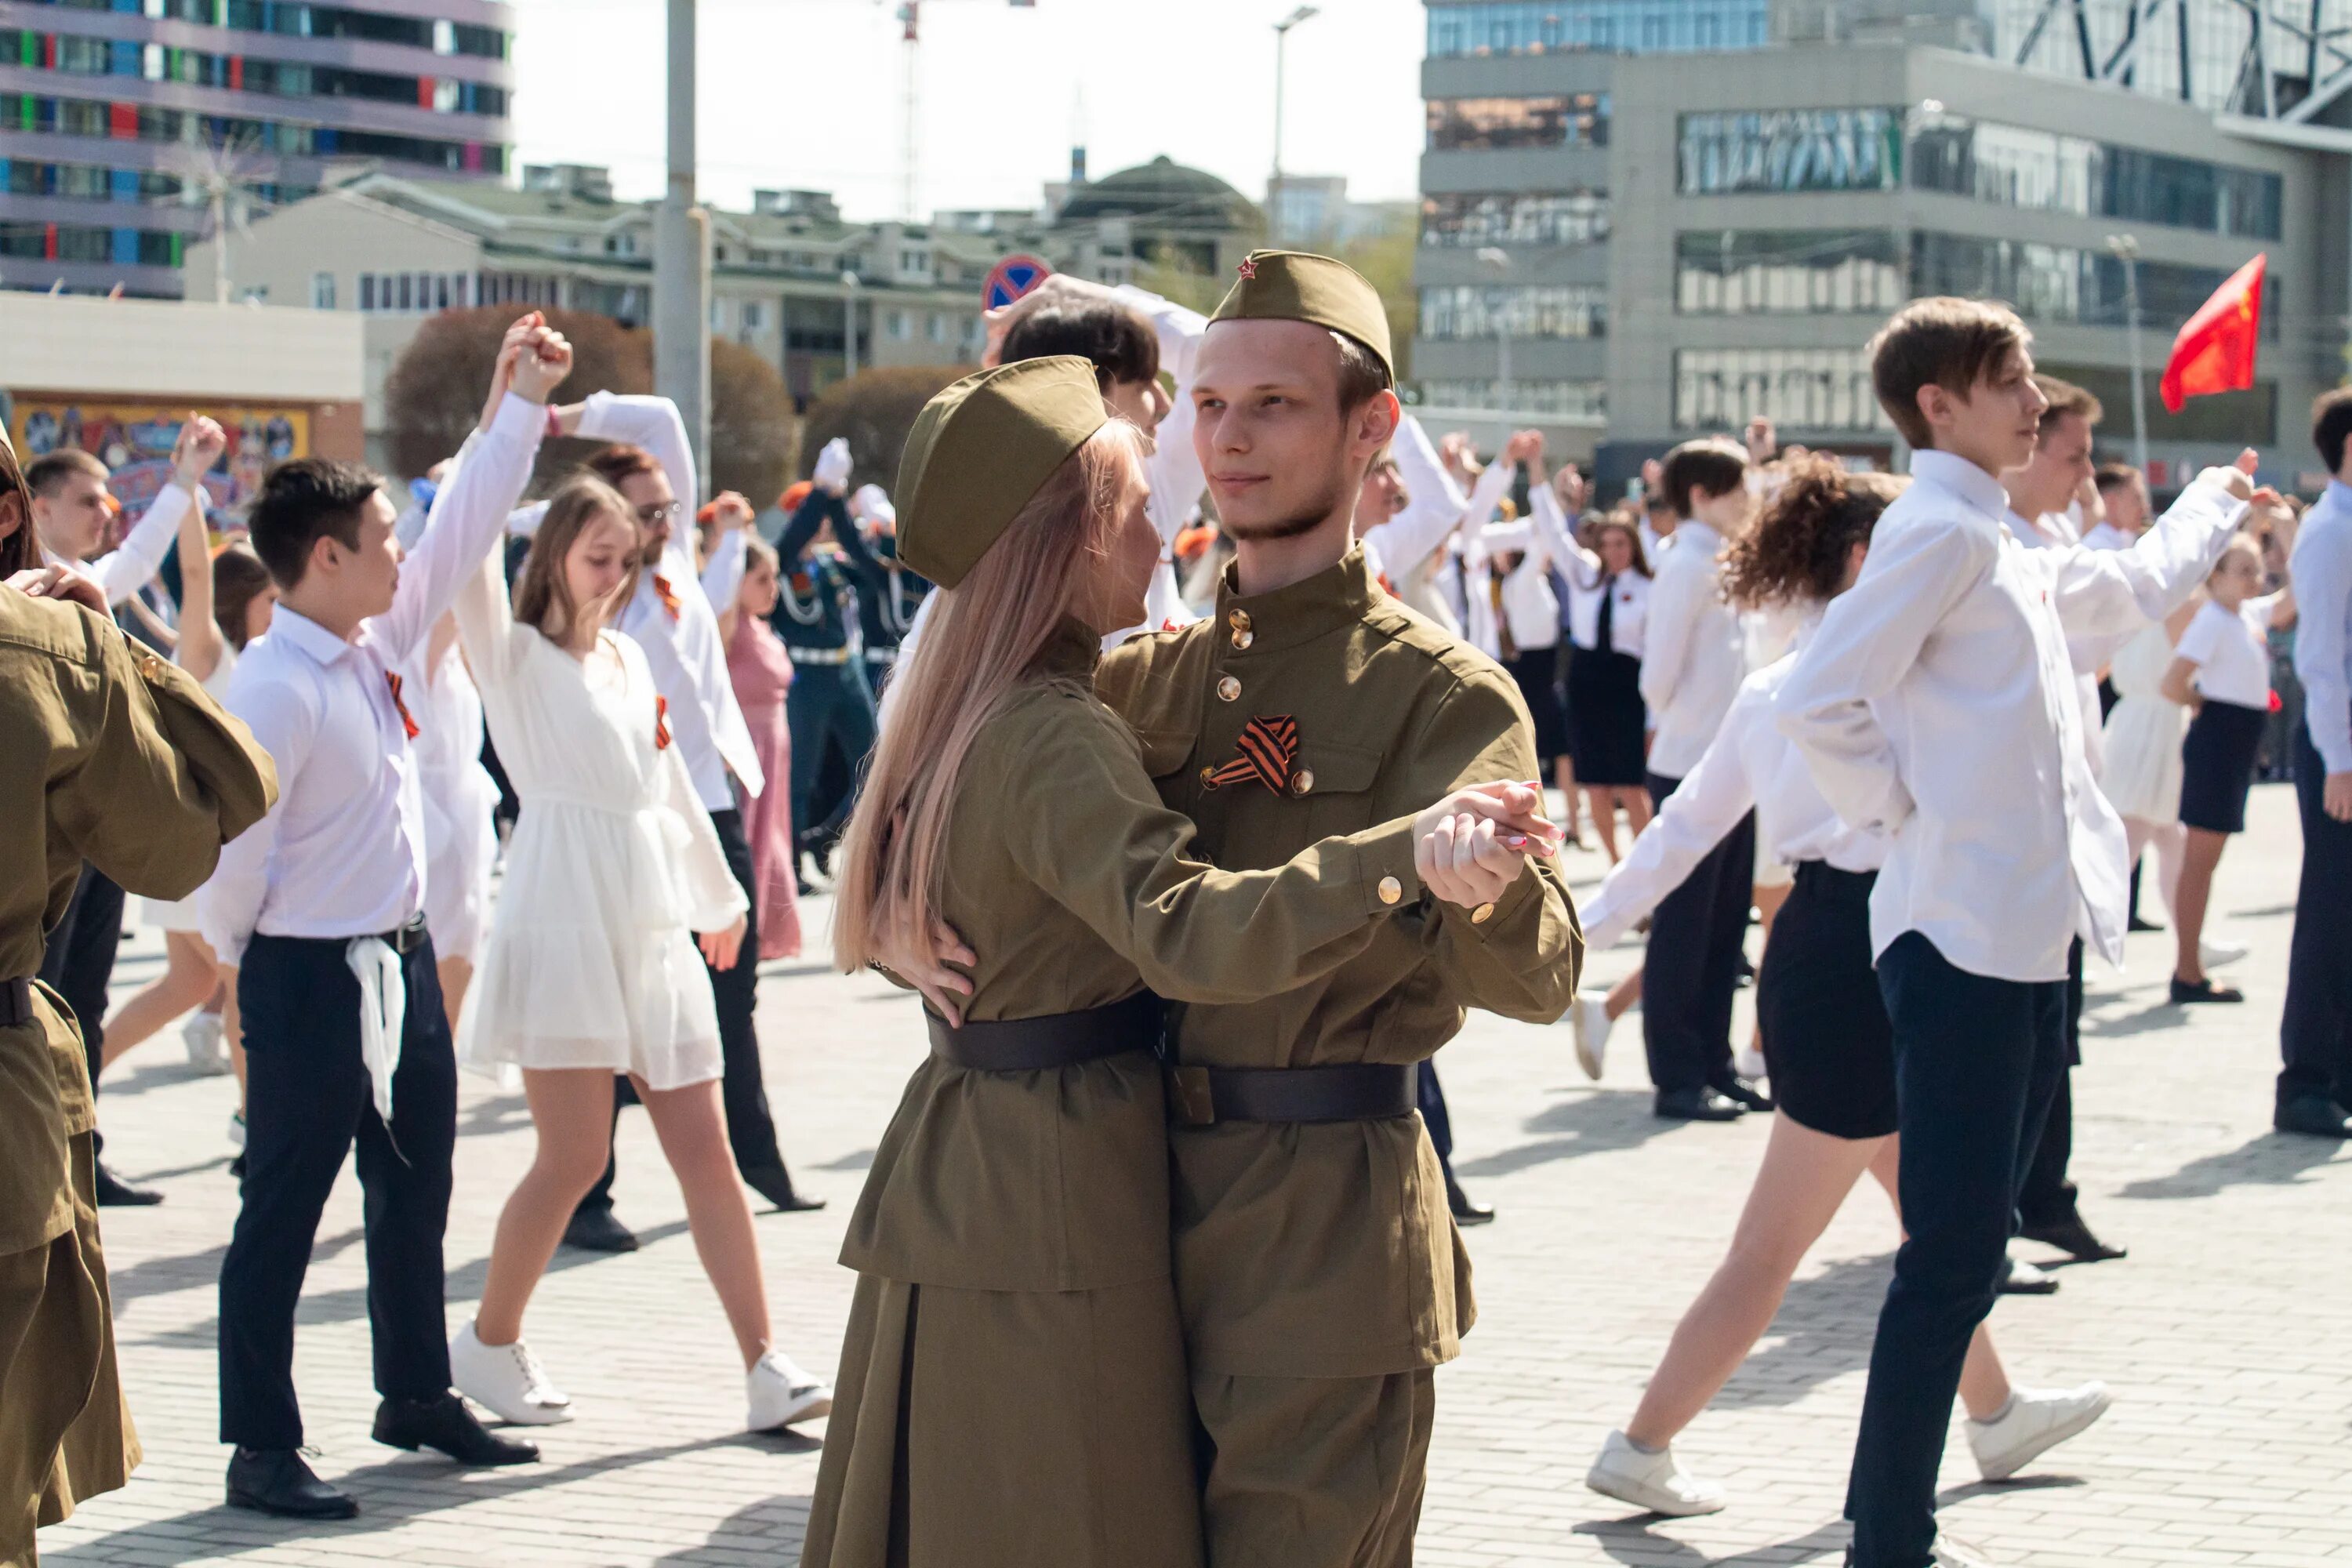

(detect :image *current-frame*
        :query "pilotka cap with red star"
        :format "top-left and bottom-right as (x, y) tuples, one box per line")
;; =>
(1208, 249), (1395, 383)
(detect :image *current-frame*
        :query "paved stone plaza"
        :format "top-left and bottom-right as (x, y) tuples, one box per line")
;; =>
(38, 784), (2350, 1567)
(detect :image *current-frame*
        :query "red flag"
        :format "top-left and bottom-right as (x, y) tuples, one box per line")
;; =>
(2159, 254), (2265, 413)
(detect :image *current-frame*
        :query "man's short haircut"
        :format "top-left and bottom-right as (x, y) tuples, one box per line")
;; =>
(1000, 300), (1160, 391)
(24, 448), (109, 496)
(1867, 296), (2031, 450)
(2093, 462), (2142, 496)
(2034, 374), (2103, 434)
(245, 457), (386, 589)
(2313, 387), (2352, 474)
(585, 442), (662, 492)
(1333, 329), (1392, 413)
(1660, 437), (1749, 521)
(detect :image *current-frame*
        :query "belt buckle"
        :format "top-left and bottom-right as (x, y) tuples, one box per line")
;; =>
(1167, 1065), (1216, 1127)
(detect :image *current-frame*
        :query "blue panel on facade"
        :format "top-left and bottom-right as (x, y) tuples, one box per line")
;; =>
(113, 226), (137, 264)
(111, 168), (137, 202)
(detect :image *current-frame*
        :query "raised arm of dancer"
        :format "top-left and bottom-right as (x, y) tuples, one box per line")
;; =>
(2050, 459), (2252, 639)
(1364, 417), (1475, 580)
(699, 494), (754, 610)
(89, 419), (213, 606)
(170, 419), (231, 682)
(1581, 689), (1765, 949)
(1530, 481), (1603, 590)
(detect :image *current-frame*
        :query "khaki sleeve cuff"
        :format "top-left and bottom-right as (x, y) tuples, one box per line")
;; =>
(1444, 852), (1544, 943)
(1346, 817), (1425, 917)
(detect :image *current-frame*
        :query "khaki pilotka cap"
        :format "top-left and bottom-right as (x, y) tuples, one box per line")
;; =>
(1208, 249), (1396, 381)
(895, 356), (1108, 590)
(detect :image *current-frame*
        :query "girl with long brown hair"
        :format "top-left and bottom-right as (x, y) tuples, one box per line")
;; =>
(1573, 459), (2109, 1519)
(804, 358), (1556, 1568)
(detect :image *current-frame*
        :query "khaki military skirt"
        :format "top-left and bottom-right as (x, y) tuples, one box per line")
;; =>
(800, 1269), (1202, 1568)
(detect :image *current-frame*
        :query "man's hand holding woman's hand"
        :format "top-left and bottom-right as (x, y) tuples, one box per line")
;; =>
(1414, 781), (1560, 912)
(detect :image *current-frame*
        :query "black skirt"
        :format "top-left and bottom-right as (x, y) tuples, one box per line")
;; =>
(1755, 861), (1897, 1141)
(2180, 697), (2266, 834)
(1505, 648), (1569, 765)
(1564, 643), (1646, 787)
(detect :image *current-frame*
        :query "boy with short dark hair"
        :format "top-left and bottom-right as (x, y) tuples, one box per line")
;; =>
(1777, 297), (2254, 1568)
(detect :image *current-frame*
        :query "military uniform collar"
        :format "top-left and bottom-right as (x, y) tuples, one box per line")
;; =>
(1214, 546), (1377, 656)
(1040, 615), (1103, 679)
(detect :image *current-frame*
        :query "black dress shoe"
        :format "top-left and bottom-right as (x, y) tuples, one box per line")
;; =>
(2169, 975), (2243, 1004)
(2128, 913), (2165, 933)
(1996, 1256), (2060, 1295)
(2020, 1212), (2128, 1262)
(226, 1446), (358, 1519)
(1443, 1170), (1495, 1226)
(742, 1163), (827, 1214)
(1711, 1075), (1775, 1114)
(1655, 1087), (1746, 1122)
(94, 1160), (163, 1207)
(2274, 1094), (2352, 1139)
(372, 1394), (539, 1466)
(561, 1206), (639, 1253)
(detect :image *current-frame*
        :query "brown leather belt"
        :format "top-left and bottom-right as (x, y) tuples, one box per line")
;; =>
(1168, 1062), (1417, 1127)
(0, 977), (33, 1029)
(927, 991), (1163, 1073)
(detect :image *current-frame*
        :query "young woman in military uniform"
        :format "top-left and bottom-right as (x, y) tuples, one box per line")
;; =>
(804, 358), (1555, 1568)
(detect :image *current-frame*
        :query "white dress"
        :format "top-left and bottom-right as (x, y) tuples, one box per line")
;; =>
(404, 624), (500, 966)
(2100, 619), (2187, 824)
(142, 638), (238, 934)
(452, 551), (748, 1089)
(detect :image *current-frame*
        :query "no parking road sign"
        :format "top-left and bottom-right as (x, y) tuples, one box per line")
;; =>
(983, 253), (1053, 311)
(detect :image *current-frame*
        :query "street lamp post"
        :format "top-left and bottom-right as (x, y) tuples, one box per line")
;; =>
(1271, 5), (1319, 245)
(2107, 233), (2151, 475)
(654, 0), (711, 489)
(1478, 245), (1512, 441)
(841, 269), (862, 381)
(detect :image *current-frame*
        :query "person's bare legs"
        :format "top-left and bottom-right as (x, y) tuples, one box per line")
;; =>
(1860, 1139), (2011, 1421)
(1583, 785), (1617, 862)
(1605, 967), (1642, 1022)
(1621, 783), (1653, 837)
(1555, 753), (1585, 844)
(437, 955), (474, 1036)
(637, 1074), (773, 1369)
(100, 929), (218, 1069)
(2148, 821), (2187, 928)
(475, 1068), (618, 1347)
(2172, 826), (2230, 985)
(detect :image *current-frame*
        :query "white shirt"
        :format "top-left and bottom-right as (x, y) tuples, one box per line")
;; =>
(2081, 520), (2133, 552)
(201, 393), (547, 967)
(2175, 593), (2281, 710)
(1362, 419), (1514, 637)
(1639, 519), (1744, 777)
(1112, 283), (1211, 633)
(571, 393), (765, 813)
(1526, 482), (1649, 657)
(1472, 519), (1563, 653)
(1775, 449), (2246, 981)
(2009, 506), (2122, 778)
(49, 481), (201, 607)
(2292, 480), (2352, 773)
(1583, 632), (1886, 949)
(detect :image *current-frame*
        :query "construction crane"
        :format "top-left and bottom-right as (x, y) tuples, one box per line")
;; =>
(885, 0), (1037, 221)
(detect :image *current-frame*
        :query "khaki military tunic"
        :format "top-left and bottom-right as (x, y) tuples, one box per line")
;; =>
(1094, 549), (1581, 1567)
(802, 620), (1428, 1568)
(0, 590), (274, 1567)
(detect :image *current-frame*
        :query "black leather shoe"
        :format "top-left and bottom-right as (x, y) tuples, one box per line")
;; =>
(562, 1205), (638, 1253)
(2274, 1094), (2352, 1139)
(1443, 1171), (1495, 1226)
(2128, 913), (2165, 933)
(1997, 1256), (2060, 1295)
(1655, 1087), (1746, 1122)
(1711, 1075), (1775, 1113)
(742, 1163), (827, 1214)
(2169, 975), (2243, 1005)
(226, 1446), (358, 1519)
(94, 1160), (163, 1207)
(372, 1394), (538, 1466)
(2020, 1212), (2128, 1262)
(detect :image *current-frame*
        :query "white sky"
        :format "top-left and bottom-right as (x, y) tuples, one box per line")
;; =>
(506, 0), (1429, 223)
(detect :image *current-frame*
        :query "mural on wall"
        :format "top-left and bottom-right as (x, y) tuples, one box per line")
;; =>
(9, 401), (310, 520)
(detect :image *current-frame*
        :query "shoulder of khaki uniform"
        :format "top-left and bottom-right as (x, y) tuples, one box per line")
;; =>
(1364, 597), (1514, 688)
(0, 588), (114, 668)
(128, 637), (279, 836)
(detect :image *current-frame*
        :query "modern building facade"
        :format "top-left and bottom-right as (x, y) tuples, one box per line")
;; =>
(1417, 0), (2352, 488)
(0, 0), (514, 299)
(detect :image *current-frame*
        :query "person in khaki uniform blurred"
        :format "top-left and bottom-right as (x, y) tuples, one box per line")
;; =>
(803, 358), (1557, 1568)
(1, 428), (278, 1568)
(1091, 252), (1584, 1567)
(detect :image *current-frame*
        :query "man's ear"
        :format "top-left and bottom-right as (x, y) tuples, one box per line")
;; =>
(307, 531), (341, 579)
(1356, 388), (1402, 453)
(1915, 382), (1950, 434)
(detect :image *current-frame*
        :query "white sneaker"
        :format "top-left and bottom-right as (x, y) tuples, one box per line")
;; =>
(1568, 992), (1613, 1081)
(226, 1110), (245, 1149)
(182, 1010), (230, 1075)
(2200, 937), (2250, 969)
(450, 1321), (574, 1425)
(1584, 1429), (1726, 1516)
(747, 1349), (833, 1431)
(1965, 1381), (2111, 1482)
(1735, 1045), (1768, 1083)
(1931, 1537), (2001, 1566)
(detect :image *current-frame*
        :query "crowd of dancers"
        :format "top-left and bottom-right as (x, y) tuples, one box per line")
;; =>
(5, 243), (2350, 1568)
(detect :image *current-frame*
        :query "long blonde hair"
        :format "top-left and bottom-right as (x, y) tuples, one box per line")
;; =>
(832, 420), (1143, 975)
(514, 474), (641, 641)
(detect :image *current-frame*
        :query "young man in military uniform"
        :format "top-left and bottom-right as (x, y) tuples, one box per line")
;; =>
(2, 524), (278, 1565)
(773, 445), (881, 879)
(1094, 252), (1583, 1566)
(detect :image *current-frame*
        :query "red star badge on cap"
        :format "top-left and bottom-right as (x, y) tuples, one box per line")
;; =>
(1237, 256), (1258, 281)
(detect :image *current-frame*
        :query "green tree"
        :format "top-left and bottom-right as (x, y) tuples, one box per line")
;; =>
(797, 365), (978, 495)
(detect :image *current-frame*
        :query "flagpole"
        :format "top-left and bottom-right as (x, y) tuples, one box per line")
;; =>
(2107, 233), (2151, 475)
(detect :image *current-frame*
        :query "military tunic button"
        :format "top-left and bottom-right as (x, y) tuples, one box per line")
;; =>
(1232, 629), (1254, 650)
(1217, 675), (1241, 702)
(1198, 765), (1220, 789)
(1290, 769), (1315, 795)
(1377, 875), (1403, 906)
(1472, 902), (1496, 924)
(1229, 609), (1252, 633)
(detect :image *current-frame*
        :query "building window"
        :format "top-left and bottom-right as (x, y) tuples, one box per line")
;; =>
(1417, 379), (1609, 419)
(1425, 1), (1769, 59)
(742, 300), (768, 332)
(1910, 231), (2281, 342)
(1421, 191), (1610, 249)
(887, 309), (910, 339)
(1910, 114), (2283, 241)
(927, 311), (949, 343)
(1679, 108), (1904, 195)
(311, 270), (336, 310)
(1676, 230), (1905, 315)
(899, 247), (928, 274)
(1420, 285), (1607, 340)
(1674, 347), (1889, 434)
(1427, 94), (1610, 153)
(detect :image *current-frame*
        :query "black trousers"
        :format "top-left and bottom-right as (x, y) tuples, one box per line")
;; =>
(1416, 1061), (1454, 1180)
(787, 661), (877, 854)
(218, 929), (457, 1450)
(38, 862), (126, 1152)
(579, 804), (782, 1214)
(1846, 932), (2067, 1567)
(1640, 771), (1754, 1095)
(2017, 937), (2085, 1228)
(2281, 721), (2352, 1109)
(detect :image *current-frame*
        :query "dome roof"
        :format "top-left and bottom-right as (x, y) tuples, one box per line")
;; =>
(1056, 155), (1261, 230)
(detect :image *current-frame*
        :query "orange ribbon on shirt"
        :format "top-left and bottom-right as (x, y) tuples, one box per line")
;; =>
(655, 695), (673, 750)
(1206, 715), (1298, 793)
(385, 672), (420, 741)
(653, 573), (683, 621)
